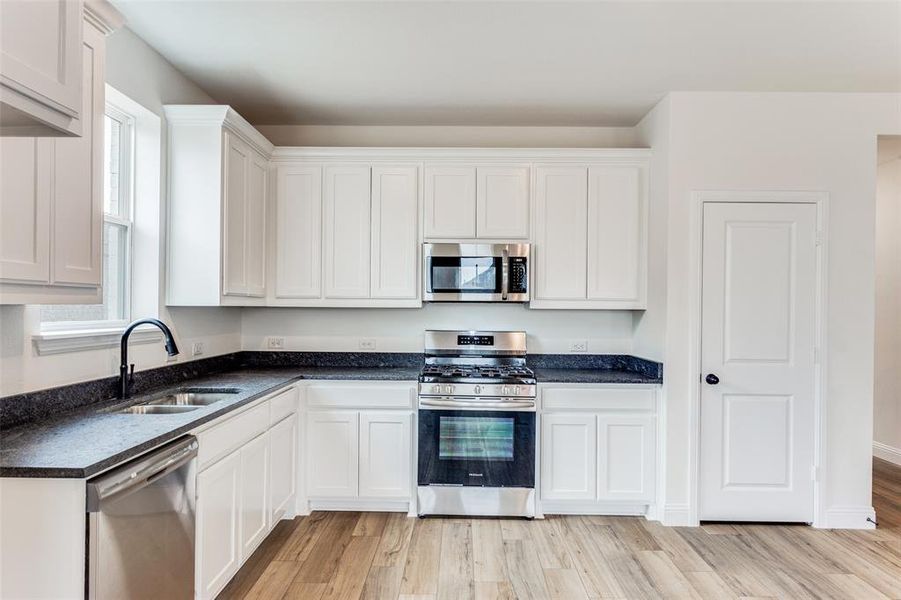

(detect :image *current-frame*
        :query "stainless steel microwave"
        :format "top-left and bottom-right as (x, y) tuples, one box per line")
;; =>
(423, 243), (530, 302)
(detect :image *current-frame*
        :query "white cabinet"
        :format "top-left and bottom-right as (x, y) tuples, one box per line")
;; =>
(531, 161), (647, 309)
(274, 165), (322, 299)
(306, 410), (359, 497)
(324, 166), (371, 298)
(539, 384), (657, 514)
(269, 414), (298, 522)
(270, 160), (420, 307)
(359, 411), (412, 498)
(165, 105), (273, 306)
(238, 432), (270, 559)
(371, 165), (419, 299)
(0, 14), (114, 304)
(476, 166), (529, 239)
(541, 413), (597, 501)
(424, 166), (476, 238)
(196, 449), (241, 600)
(0, 0), (86, 136)
(424, 164), (529, 240)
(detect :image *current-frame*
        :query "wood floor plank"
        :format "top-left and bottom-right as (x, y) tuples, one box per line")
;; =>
(640, 521), (713, 573)
(437, 520), (474, 600)
(684, 571), (740, 600)
(591, 524), (660, 599)
(531, 517), (574, 570)
(637, 550), (703, 599)
(543, 568), (589, 600)
(472, 519), (508, 582)
(282, 581), (327, 600)
(219, 519), (299, 599)
(474, 581), (516, 600)
(353, 512), (389, 537)
(320, 535), (380, 600)
(399, 518), (443, 596)
(371, 513), (416, 567)
(293, 512), (361, 584)
(275, 511), (330, 562)
(825, 574), (891, 600)
(241, 560), (301, 600)
(503, 539), (552, 599)
(361, 565), (404, 600)
(553, 514), (626, 599)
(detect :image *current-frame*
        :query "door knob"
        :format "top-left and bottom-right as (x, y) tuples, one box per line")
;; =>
(705, 373), (720, 385)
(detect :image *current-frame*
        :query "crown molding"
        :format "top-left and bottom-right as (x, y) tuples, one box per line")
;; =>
(164, 105), (275, 157)
(84, 0), (125, 35)
(270, 146), (651, 163)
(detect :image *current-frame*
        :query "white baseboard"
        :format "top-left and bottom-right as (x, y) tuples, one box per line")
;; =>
(308, 498), (411, 512)
(662, 504), (696, 527)
(822, 505), (877, 530)
(873, 441), (901, 466)
(540, 500), (650, 516)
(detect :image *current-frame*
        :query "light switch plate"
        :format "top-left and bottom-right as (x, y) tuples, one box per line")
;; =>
(192, 342), (205, 356)
(359, 338), (377, 351)
(569, 340), (588, 353)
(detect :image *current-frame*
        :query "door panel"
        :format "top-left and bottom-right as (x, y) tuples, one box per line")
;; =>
(306, 411), (359, 497)
(244, 152), (267, 297)
(700, 201), (817, 522)
(597, 415), (655, 502)
(196, 450), (240, 600)
(533, 167), (588, 300)
(423, 166), (476, 238)
(239, 433), (269, 560)
(269, 414), (297, 522)
(323, 166), (370, 298)
(0, 138), (50, 282)
(540, 413), (596, 501)
(222, 133), (248, 295)
(275, 165), (321, 299)
(371, 166), (418, 299)
(476, 166), (529, 239)
(359, 411), (411, 498)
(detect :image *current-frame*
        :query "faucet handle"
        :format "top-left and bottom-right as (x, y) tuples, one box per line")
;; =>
(129, 363), (135, 382)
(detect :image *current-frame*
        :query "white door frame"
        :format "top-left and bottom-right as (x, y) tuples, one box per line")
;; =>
(688, 190), (829, 527)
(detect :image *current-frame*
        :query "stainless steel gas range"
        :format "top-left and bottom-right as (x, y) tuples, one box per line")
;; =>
(417, 330), (536, 518)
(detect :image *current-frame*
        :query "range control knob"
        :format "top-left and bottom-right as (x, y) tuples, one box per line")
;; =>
(473, 385), (482, 395)
(513, 385), (521, 396)
(432, 384), (441, 394)
(443, 384), (454, 395)
(501, 385), (510, 396)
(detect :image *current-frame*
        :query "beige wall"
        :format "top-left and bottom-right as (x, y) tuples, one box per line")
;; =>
(874, 137), (901, 462)
(256, 124), (639, 148)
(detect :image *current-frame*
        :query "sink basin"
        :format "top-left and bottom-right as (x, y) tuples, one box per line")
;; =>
(112, 388), (240, 414)
(117, 405), (201, 415)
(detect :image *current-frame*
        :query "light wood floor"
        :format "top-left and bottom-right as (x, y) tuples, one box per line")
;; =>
(221, 458), (901, 600)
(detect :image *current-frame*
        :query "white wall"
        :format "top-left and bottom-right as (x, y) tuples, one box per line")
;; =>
(242, 305), (635, 355)
(874, 137), (901, 463)
(649, 92), (901, 528)
(256, 124), (639, 148)
(0, 27), (241, 397)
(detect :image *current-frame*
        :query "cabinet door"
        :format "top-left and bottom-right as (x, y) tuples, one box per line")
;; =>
(371, 165), (418, 299)
(423, 166), (476, 238)
(597, 415), (655, 503)
(307, 411), (359, 497)
(239, 432), (270, 561)
(196, 450), (241, 600)
(476, 166), (529, 239)
(275, 165), (322, 299)
(222, 131), (249, 296)
(323, 165), (371, 298)
(244, 151), (267, 297)
(0, 138), (50, 282)
(51, 23), (103, 286)
(587, 165), (645, 304)
(540, 413), (596, 501)
(269, 414), (297, 523)
(359, 411), (411, 498)
(532, 167), (588, 300)
(0, 0), (82, 135)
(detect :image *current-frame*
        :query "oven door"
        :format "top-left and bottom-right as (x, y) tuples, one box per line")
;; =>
(424, 254), (504, 301)
(418, 408), (535, 488)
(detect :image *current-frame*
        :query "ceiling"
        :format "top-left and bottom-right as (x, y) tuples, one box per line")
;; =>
(112, 1), (901, 127)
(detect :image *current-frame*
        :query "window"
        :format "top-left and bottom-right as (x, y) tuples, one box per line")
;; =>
(40, 105), (135, 330)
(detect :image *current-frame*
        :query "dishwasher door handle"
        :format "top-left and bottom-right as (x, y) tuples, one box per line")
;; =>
(87, 437), (198, 511)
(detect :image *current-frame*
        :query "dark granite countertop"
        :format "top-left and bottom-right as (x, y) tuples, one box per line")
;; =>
(533, 368), (662, 384)
(0, 365), (420, 479)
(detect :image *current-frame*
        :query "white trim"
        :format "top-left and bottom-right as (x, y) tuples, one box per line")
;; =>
(823, 506), (877, 530)
(689, 190), (829, 528)
(540, 501), (651, 516)
(32, 327), (161, 355)
(873, 441), (901, 466)
(661, 504), (693, 526)
(163, 105), (274, 157)
(271, 146), (651, 162)
(306, 499), (412, 512)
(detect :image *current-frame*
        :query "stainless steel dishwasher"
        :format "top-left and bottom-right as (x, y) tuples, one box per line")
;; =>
(87, 436), (198, 600)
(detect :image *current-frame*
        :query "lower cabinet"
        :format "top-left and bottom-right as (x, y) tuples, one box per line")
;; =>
(539, 385), (658, 513)
(195, 387), (298, 600)
(306, 409), (413, 503)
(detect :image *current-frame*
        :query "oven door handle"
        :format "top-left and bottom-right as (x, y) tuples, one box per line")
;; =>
(419, 398), (535, 411)
(501, 248), (509, 301)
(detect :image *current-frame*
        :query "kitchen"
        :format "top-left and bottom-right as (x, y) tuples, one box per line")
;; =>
(1, 1), (900, 599)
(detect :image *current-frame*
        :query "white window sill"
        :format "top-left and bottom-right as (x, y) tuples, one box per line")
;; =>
(32, 326), (162, 356)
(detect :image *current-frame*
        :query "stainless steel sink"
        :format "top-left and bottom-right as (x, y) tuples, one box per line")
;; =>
(113, 388), (240, 414)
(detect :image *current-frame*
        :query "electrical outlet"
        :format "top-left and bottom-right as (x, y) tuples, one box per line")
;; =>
(570, 340), (588, 353)
(359, 338), (377, 351)
(191, 342), (205, 356)
(267, 336), (285, 350)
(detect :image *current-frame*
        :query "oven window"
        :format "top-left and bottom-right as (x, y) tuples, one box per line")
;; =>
(430, 257), (499, 293)
(438, 416), (514, 461)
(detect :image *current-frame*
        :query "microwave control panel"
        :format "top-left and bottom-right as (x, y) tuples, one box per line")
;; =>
(509, 257), (528, 293)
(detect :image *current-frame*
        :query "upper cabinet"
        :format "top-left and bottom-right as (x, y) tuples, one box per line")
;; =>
(271, 155), (420, 308)
(0, 0), (122, 137)
(423, 164), (529, 240)
(165, 105), (274, 306)
(531, 159), (648, 310)
(0, 4), (121, 304)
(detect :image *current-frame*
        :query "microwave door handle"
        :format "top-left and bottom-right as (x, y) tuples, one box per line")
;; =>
(501, 248), (509, 300)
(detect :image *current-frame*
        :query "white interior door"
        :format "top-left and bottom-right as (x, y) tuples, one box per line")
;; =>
(700, 201), (818, 522)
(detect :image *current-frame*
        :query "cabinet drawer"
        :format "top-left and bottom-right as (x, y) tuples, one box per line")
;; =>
(198, 402), (269, 470)
(269, 387), (297, 425)
(305, 382), (415, 409)
(540, 386), (655, 411)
